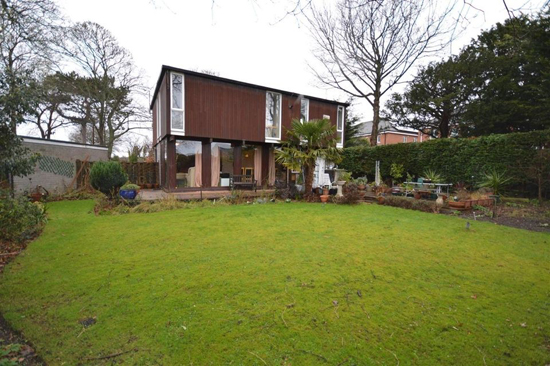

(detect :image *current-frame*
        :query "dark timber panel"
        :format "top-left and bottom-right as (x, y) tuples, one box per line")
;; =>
(309, 100), (339, 123)
(185, 75), (265, 143)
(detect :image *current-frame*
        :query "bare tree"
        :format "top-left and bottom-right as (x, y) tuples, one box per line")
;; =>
(57, 22), (150, 157)
(0, 0), (61, 129)
(307, 0), (458, 145)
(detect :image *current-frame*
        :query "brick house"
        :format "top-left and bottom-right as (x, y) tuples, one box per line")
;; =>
(356, 120), (431, 145)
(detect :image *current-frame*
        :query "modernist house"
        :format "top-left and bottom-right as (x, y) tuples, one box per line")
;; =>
(356, 120), (431, 145)
(150, 65), (348, 190)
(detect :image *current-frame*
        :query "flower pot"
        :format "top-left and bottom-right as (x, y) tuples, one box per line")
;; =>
(448, 201), (466, 209)
(146, 183), (153, 189)
(154, 183), (159, 189)
(120, 189), (138, 200)
(322, 188), (329, 196)
(414, 191), (421, 200)
(29, 192), (42, 202)
(320, 194), (329, 203)
(358, 184), (366, 191)
(377, 196), (385, 205)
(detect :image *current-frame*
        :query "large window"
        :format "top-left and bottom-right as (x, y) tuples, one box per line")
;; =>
(156, 93), (162, 141)
(171, 73), (184, 132)
(176, 140), (201, 187)
(265, 91), (281, 141)
(336, 106), (344, 147)
(300, 98), (309, 123)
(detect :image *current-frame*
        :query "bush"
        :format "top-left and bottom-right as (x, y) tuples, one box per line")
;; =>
(90, 161), (128, 198)
(340, 130), (550, 198)
(0, 193), (47, 243)
(383, 196), (436, 213)
(333, 183), (362, 204)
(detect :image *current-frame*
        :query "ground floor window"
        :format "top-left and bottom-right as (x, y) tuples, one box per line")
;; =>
(176, 140), (202, 187)
(211, 142), (233, 187)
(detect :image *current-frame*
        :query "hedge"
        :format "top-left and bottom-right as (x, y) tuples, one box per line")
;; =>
(340, 130), (550, 197)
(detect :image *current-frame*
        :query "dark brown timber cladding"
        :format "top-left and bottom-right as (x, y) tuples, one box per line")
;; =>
(185, 75), (265, 142)
(309, 100), (338, 123)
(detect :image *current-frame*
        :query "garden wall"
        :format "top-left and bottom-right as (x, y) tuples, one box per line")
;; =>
(13, 136), (109, 194)
(340, 130), (550, 198)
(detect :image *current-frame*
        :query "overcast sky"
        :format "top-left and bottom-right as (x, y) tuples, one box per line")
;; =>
(20, 0), (547, 152)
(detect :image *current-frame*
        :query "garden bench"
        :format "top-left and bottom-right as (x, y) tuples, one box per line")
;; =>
(231, 175), (257, 191)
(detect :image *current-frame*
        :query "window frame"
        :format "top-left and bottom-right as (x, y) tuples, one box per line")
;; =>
(336, 106), (345, 148)
(170, 72), (185, 134)
(300, 98), (309, 123)
(377, 135), (381, 144)
(156, 93), (162, 141)
(265, 91), (282, 142)
(403, 136), (407, 143)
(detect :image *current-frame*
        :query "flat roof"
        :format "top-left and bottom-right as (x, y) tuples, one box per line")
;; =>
(150, 65), (349, 110)
(21, 136), (108, 150)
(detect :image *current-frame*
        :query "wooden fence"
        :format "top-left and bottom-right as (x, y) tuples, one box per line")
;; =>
(75, 160), (159, 189)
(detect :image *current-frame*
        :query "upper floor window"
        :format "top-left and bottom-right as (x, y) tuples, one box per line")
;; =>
(156, 94), (162, 140)
(336, 106), (344, 147)
(266, 91), (281, 141)
(171, 73), (184, 132)
(300, 98), (309, 123)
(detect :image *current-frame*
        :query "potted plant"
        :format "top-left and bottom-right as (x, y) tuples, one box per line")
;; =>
(322, 185), (330, 196)
(119, 183), (140, 200)
(354, 177), (368, 191)
(320, 193), (330, 203)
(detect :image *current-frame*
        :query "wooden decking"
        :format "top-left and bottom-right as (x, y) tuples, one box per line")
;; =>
(138, 188), (275, 201)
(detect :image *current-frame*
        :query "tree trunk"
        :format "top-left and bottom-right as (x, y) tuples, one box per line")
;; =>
(440, 109), (451, 138)
(369, 95), (381, 146)
(304, 160), (315, 198)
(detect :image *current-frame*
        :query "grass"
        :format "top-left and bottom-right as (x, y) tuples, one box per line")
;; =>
(0, 200), (549, 365)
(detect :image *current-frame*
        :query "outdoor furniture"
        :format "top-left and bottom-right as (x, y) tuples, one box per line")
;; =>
(403, 181), (453, 197)
(231, 175), (257, 191)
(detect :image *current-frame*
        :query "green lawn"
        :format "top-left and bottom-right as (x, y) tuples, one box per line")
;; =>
(0, 200), (549, 365)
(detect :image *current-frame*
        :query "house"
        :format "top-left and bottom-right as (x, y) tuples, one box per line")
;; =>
(356, 120), (430, 145)
(150, 65), (348, 190)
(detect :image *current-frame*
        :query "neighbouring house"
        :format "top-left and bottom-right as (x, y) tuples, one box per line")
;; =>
(150, 65), (348, 190)
(13, 136), (109, 194)
(356, 120), (431, 145)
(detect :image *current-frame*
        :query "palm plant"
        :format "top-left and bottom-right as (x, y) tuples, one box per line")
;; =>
(276, 119), (342, 197)
(478, 168), (512, 195)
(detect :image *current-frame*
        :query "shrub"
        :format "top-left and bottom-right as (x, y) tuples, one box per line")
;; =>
(0, 192), (47, 243)
(89, 161), (128, 198)
(333, 183), (362, 204)
(120, 183), (140, 190)
(383, 196), (436, 213)
(340, 129), (550, 198)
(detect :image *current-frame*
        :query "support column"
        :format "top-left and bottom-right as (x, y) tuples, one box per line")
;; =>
(202, 141), (212, 188)
(233, 143), (242, 176)
(261, 144), (270, 186)
(166, 137), (176, 190)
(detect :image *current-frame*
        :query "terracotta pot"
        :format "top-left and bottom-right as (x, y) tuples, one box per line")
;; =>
(358, 184), (366, 191)
(320, 194), (329, 203)
(322, 188), (329, 196)
(449, 201), (466, 209)
(146, 183), (153, 189)
(154, 183), (159, 189)
(414, 191), (421, 200)
(29, 193), (42, 202)
(377, 196), (385, 205)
